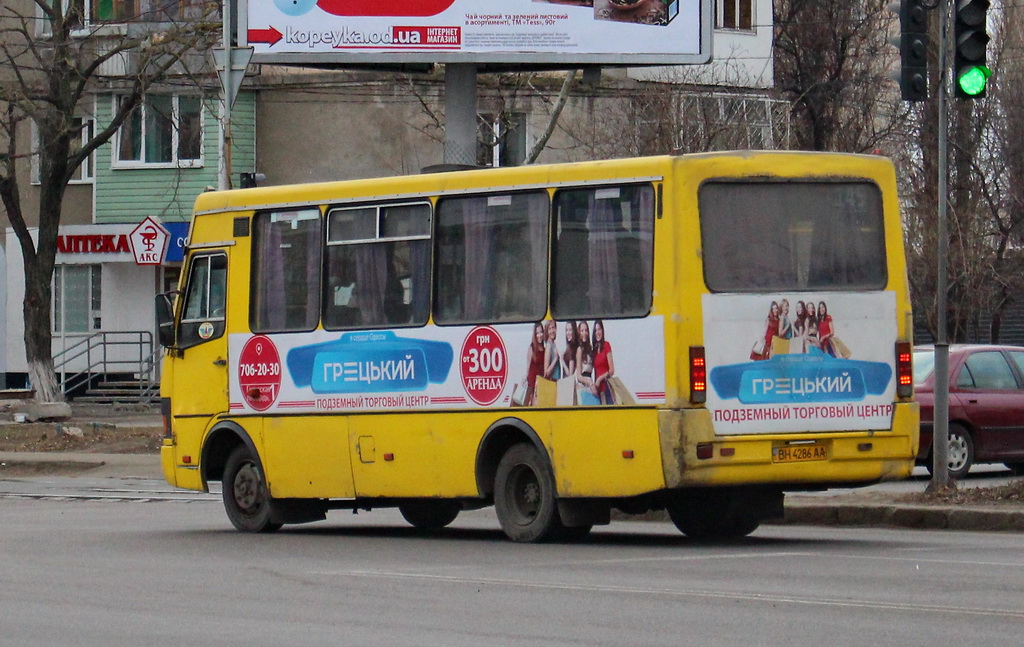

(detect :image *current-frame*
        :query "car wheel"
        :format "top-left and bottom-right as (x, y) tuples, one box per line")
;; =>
(222, 445), (282, 533)
(946, 424), (974, 480)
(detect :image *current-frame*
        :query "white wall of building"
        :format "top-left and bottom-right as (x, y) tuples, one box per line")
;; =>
(630, 0), (774, 88)
(5, 226), (160, 379)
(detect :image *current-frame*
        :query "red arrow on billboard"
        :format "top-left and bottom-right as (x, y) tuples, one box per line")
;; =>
(248, 26), (283, 47)
(316, 0), (455, 16)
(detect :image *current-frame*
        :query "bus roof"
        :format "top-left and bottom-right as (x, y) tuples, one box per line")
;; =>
(193, 151), (895, 217)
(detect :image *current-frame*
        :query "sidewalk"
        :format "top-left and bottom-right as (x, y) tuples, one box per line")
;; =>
(0, 451), (163, 479)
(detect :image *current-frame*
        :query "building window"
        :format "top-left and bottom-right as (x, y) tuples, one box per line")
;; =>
(717, 0), (753, 31)
(70, 0), (219, 26)
(114, 95), (203, 167)
(32, 117), (94, 184)
(53, 265), (101, 333)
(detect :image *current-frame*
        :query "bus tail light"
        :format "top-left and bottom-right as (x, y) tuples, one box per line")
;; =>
(690, 346), (707, 404)
(896, 341), (913, 398)
(160, 397), (173, 440)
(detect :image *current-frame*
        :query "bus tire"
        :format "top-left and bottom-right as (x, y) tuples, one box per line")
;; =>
(494, 443), (565, 543)
(399, 501), (461, 530)
(666, 489), (760, 540)
(222, 445), (282, 533)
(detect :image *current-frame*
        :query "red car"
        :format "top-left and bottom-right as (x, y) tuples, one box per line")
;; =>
(914, 345), (1024, 479)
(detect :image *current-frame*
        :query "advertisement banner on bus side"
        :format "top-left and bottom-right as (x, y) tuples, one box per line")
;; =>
(228, 317), (666, 413)
(703, 293), (898, 435)
(244, 0), (707, 63)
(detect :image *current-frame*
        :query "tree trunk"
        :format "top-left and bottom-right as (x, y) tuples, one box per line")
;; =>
(23, 244), (63, 403)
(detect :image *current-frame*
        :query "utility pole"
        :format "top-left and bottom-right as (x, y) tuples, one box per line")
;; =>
(929, 0), (950, 491)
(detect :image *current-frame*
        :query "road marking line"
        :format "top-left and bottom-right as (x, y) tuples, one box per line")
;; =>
(328, 570), (1024, 619)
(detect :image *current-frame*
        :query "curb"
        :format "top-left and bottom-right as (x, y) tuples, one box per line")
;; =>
(779, 500), (1024, 532)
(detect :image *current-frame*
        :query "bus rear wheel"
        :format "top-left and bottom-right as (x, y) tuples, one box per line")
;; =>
(666, 488), (766, 540)
(223, 445), (282, 533)
(494, 443), (567, 543)
(399, 501), (461, 530)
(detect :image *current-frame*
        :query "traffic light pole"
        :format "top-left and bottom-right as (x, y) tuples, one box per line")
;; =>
(929, 0), (951, 491)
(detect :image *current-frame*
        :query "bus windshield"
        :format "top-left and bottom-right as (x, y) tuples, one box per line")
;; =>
(699, 180), (886, 292)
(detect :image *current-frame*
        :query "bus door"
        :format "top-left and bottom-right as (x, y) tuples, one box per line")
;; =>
(169, 251), (231, 469)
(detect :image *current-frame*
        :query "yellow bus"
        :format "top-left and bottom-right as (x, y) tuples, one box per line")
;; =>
(156, 151), (919, 542)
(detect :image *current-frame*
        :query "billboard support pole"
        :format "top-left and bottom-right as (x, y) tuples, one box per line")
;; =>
(444, 63), (478, 166)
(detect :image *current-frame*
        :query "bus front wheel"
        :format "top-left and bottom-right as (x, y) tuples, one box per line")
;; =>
(222, 445), (282, 533)
(494, 443), (566, 543)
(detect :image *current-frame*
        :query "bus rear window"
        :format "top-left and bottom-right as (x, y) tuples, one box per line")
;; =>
(699, 181), (886, 292)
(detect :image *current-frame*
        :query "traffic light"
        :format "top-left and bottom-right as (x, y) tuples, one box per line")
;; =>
(954, 0), (991, 98)
(892, 0), (929, 102)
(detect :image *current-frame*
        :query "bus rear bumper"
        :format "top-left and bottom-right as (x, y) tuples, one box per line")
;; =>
(659, 402), (920, 490)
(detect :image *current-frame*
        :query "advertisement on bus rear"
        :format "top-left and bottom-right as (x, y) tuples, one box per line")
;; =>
(228, 317), (666, 413)
(243, 0), (709, 64)
(703, 292), (898, 435)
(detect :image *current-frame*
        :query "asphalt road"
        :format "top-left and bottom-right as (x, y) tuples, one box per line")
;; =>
(2, 482), (1023, 646)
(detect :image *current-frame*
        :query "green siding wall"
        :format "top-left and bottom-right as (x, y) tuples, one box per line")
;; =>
(94, 91), (256, 224)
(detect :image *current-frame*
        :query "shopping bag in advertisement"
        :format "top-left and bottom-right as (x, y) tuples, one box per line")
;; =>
(831, 337), (852, 359)
(511, 382), (529, 406)
(535, 378), (558, 407)
(771, 335), (790, 356)
(557, 377), (577, 406)
(750, 339), (767, 361)
(608, 377), (636, 405)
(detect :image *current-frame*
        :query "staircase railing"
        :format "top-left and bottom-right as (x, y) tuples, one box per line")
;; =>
(53, 331), (159, 402)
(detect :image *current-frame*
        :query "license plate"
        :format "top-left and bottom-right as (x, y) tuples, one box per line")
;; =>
(773, 443), (828, 463)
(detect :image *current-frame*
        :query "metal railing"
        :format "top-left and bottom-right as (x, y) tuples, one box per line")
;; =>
(53, 331), (160, 402)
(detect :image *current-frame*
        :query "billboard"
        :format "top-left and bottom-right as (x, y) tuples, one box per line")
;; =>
(242, 0), (711, 66)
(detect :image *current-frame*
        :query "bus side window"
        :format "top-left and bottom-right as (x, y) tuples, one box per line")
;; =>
(178, 253), (227, 350)
(434, 191), (549, 325)
(551, 184), (655, 319)
(323, 203), (430, 330)
(251, 209), (322, 333)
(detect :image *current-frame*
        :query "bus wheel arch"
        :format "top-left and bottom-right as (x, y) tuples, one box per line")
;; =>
(475, 417), (546, 500)
(201, 421), (260, 489)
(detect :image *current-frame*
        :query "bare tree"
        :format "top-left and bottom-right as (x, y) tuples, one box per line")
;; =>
(905, 1), (1024, 343)
(0, 0), (219, 402)
(773, 0), (912, 153)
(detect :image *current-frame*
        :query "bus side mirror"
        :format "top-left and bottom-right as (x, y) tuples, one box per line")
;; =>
(155, 292), (177, 348)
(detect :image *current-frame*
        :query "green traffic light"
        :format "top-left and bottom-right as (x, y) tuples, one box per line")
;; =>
(957, 65), (992, 96)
